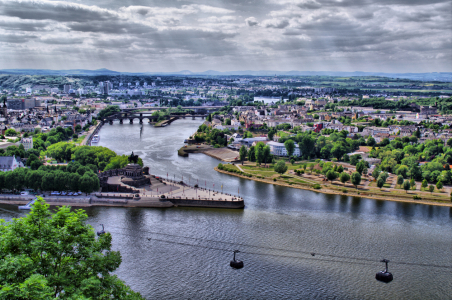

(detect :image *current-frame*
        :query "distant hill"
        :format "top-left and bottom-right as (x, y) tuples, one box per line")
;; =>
(0, 68), (121, 76)
(0, 68), (451, 81)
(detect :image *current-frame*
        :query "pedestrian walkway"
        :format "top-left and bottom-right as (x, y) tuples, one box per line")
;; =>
(389, 177), (397, 189)
(135, 176), (241, 201)
(236, 164), (245, 172)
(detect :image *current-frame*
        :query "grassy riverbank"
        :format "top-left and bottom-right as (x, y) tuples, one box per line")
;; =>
(214, 164), (452, 207)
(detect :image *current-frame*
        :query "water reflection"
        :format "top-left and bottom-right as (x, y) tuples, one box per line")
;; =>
(426, 205), (435, 219)
(339, 195), (348, 213)
(374, 200), (386, 215)
(350, 197), (362, 217)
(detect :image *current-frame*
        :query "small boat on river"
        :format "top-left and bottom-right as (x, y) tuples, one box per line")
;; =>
(91, 135), (100, 143)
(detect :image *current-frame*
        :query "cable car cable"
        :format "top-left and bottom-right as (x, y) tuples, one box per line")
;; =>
(105, 229), (452, 270)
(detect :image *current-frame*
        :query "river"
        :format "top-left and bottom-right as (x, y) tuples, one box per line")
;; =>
(1, 119), (451, 299)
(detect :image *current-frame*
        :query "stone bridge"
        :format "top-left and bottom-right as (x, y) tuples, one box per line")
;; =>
(103, 112), (208, 124)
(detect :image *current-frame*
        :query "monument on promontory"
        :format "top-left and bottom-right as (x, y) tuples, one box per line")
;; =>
(98, 152), (151, 192)
(121, 162), (150, 187)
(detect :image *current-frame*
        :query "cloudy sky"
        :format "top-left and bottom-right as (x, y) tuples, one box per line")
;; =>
(0, 0), (450, 72)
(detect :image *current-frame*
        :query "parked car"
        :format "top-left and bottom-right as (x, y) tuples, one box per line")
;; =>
(67, 192), (73, 196)
(51, 191), (61, 195)
(61, 191), (67, 196)
(20, 191), (29, 196)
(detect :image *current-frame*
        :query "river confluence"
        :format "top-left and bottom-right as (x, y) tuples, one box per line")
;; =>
(1, 119), (451, 299)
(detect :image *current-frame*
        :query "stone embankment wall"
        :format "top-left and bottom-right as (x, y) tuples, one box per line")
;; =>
(92, 198), (128, 204)
(169, 198), (245, 209)
(0, 195), (91, 204)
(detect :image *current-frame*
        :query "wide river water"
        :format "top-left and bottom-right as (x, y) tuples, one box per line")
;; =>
(1, 119), (451, 299)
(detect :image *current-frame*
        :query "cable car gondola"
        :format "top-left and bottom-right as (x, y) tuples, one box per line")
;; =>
(230, 250), (244, 269)
(97, 224), (106, 236)
(376, 259), (393, 283)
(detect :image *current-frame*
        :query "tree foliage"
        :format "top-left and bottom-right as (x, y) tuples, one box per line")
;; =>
(98, 105), (121, 118)
(5, 128), (17, 136)
(351, 172), (361, 189)
(0, 198), (144, 299)
(377, 177), (385, 190)
(239, 145), (247, 165)
(274, 160), (288, 176)
(403, 180), (411, 193)
(284, 139), (295, 157)
(326, 170), (338, 183)
(340, 172), (350, 184)
(436, 180), (443, 191)
(0, 164), (99, 193)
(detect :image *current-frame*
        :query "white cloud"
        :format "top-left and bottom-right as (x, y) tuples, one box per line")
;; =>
(261, 18), (290, 29)
(245, 17), (259, 26)
(184, 4), (234, 15)
(0, 0), (449, 72)
(198, 16), (237, 23)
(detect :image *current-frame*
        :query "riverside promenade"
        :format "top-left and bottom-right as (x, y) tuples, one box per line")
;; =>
(128, 176), (244, 208)
(0, 176), (244, 209)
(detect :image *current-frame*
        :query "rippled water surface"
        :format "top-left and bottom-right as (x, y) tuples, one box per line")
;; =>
(1, 119), (451, 299)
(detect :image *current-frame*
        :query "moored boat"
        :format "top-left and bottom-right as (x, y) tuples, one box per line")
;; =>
(91, 134), (100, 143)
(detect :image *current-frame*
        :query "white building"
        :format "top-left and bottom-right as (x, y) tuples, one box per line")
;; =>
(0, 156), (24, 172)
(268, 141), (300, 157)
(128, 89), (144, 96)
(21, 137), (33, 150)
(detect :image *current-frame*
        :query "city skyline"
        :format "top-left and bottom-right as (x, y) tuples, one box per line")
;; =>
(0, 0), (451, 73)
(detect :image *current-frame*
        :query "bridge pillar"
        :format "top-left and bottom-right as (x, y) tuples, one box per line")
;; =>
(139, 118), (143, 124)
(119, 119), (123, 124)
(109, 120), (113, 125)
(129, 119), (133, 124)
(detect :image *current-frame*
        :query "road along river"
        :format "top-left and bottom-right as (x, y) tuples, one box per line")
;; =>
(1, 118), (451, 299)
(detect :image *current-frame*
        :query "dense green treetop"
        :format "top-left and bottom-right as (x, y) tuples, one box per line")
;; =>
(274, 160), (288, 175)
(98, 105), (121, 118)
(0, 198), (144, 299)
(0, 163), (100, 193)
